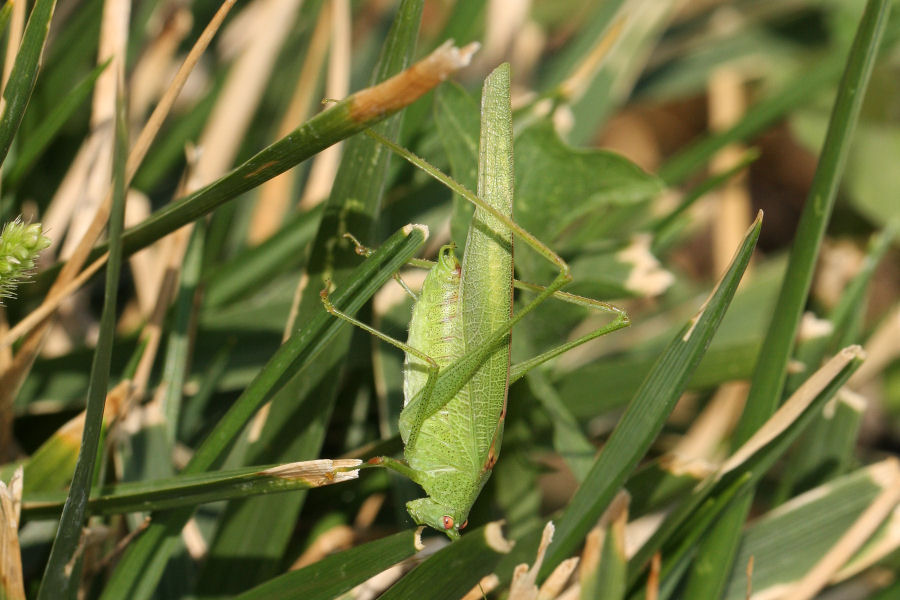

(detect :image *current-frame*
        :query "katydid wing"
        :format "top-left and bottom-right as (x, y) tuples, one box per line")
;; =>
(324, 64), (629, 538)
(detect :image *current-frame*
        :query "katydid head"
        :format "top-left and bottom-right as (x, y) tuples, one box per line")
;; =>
(436, 243), (461, 277)
(406, 497), (466, 540)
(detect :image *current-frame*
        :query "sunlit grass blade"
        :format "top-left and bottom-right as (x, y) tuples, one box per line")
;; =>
(19, 382), (127, 494)
(234, 529), (423, 600)
(0, 2), (14, 39)
(0, 0), (58, 167)
(21, 459), (363, 519)
(776, 226), (894, 501)
(0, 467), (25, 600)
(111, 41), (475, 261)
(538, 213), (761, 578)
(579, 494), (629, 600)
(629, 346), (865, 592)
(722, 460), (900, 600)
(99, 224), (427, 600)
(687, 1), (892, 593)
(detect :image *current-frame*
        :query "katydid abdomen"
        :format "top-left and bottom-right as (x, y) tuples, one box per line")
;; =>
(400, 244), (487, 535)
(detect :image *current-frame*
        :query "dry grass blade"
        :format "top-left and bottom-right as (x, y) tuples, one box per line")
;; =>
(298, 0), (350, 210)
(557, 14), (626, 102)
(708, 66), (752, 276)
(0, 467), (24, 600)
(128, 0), (238, 181)
(128, 5), (193, 130)
(1, 0), (25, 90)
(247, 2), (331, 242)
(193, 0), (302, 186)
(509, 522), (555, 600)
(717, 345), (866, 479)
(57, 0), (129, 260)
(849, 305), (900, 387)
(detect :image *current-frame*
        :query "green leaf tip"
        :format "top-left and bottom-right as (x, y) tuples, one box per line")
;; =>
(0, 218), (50, 300)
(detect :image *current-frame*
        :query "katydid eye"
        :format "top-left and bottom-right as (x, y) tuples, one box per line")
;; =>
(459, 519), (468, 530)
(442, 516), (454, 529)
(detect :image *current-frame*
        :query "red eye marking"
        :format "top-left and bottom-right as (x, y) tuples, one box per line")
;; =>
(459, 519), (468, 530)
(442, 516), (454, 529)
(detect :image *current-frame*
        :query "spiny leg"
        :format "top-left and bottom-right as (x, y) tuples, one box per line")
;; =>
(367, 130), (631, 425)
(368, 129), (580, 350)
(509, 281), (631, 382)
(320, 285), (440, 449)
(343, 232), (421, 300)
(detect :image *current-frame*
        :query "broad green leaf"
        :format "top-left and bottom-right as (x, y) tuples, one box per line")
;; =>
(37, 85), (128, 600)
(514, 120), (663, 260)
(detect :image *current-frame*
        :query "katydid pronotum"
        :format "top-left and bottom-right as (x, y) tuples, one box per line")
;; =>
(321, 65), (629, 539)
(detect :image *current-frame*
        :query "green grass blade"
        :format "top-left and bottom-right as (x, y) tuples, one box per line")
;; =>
(827, 222), (897, 351)
(21, 459), (363, 519)
(776, 224), (895, 501)
(99, 224), (427, 600)
(160, 221), (206, 444)
(0, 0), (58, 167)
(0, 3), (15, 42)
(234, 529), (422, 600)
(628, 347), (865, 585)
(579, 497), (629, 600)
(722, 461), (899, 600)
(203, 205), (321, 308)
(686, 1), (892, 594)
(538, 213), (761, 579)
(36, 80), (127, 600)
(4, 58), (108, 190)
(538, 0), (627, 91)
(378, 522), (514, 600)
